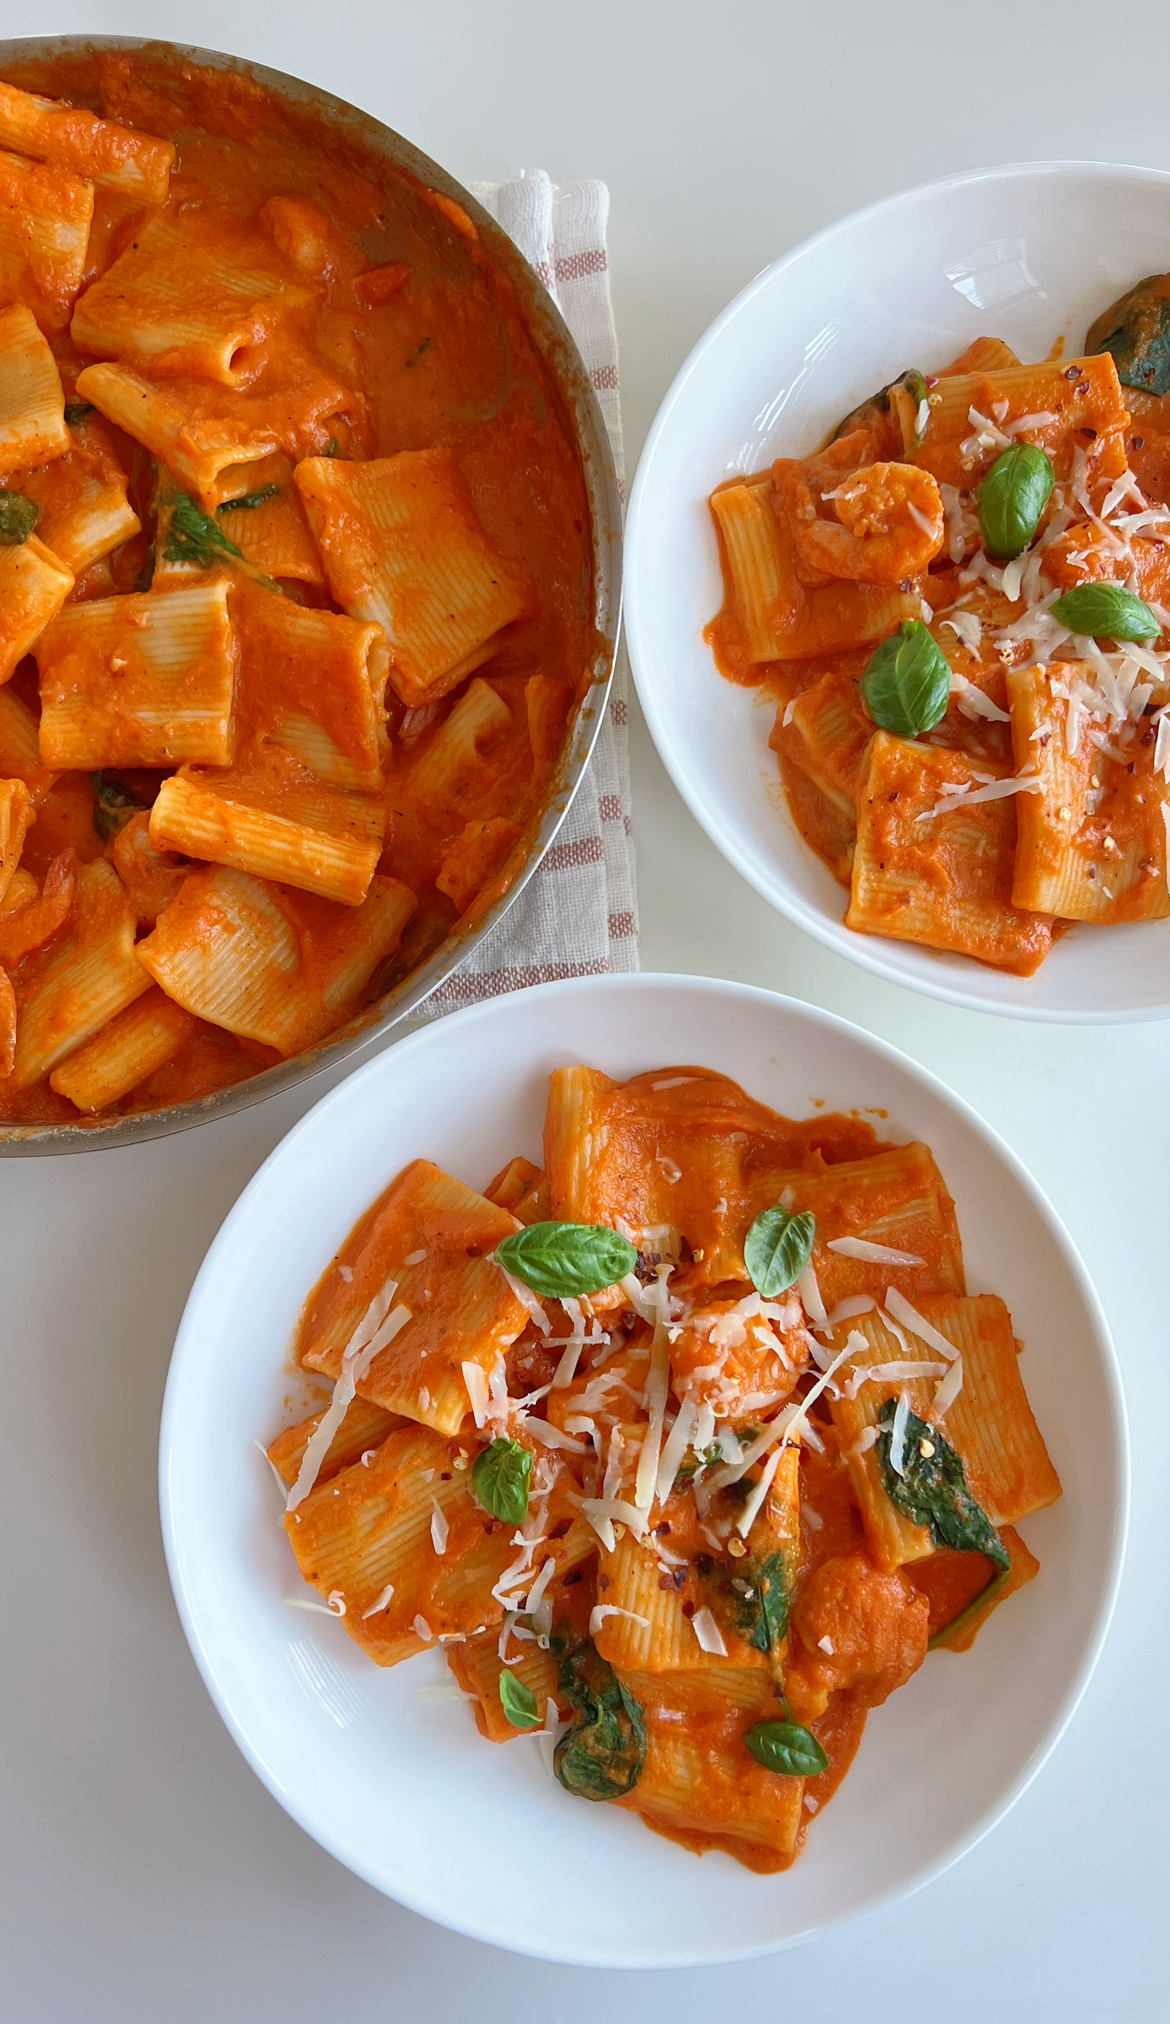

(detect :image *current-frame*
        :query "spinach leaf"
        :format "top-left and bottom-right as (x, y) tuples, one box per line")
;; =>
(861, 620), (951, 737)
(163, 492), (244, 570)
(64, 400), (95, 427)
(551, 1626), (646, 1801)
(1086, 274), (1170, 396)
(745, 1720), (828, 1777)
(218, 484), (280, 514)
(875, 1400), (1009, 1568)
(498, 1667), (542, 1729)
(1048, 582), (1159, 642)
(92, 772), (146, 843)
(744, 1204), (815, 1297)
(697, 1548), (789, 1654)
(495, 1220), (637, 1299)
(471, 1437), (532, 1525)
(832, 367), (928, 445)
(928, 1566), (1010, 1651)
(978, 443), (1054, 559)
(0, 490), (38, 545)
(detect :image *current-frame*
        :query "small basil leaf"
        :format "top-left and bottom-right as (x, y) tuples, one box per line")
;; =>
(0, 490), (38, 545)
(163, 491), (244, 569)
(552, 1625), (646, 1800)
(495, 1220), (637, 1299)
(1048, 582), (1159, 641)
(860, 620), (951, 737)
(63, 400), (95, 427)
(471, 1437), (532, 1525)
(1086, 275), (1170, 396)
(745, 1720), (829, 1777)
(91, 772), (146, 844)
(875, 1400), (1009, 1568)
(498, 1667), (542, 1729)
(977, 443), (1054, 559)
(744, 1205), (815, 1298)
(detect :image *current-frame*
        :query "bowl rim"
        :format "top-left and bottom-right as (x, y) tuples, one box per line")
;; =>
(0, 32), (623, 1155)
(159, 969), (1130, 1965)
(625, 157), (1170, 1026)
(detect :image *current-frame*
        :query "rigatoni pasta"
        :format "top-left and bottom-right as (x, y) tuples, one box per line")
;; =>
(0, 49), (593, 1130)
(269, 1063), (1059, 1873)
(710, 287), (1170, 974)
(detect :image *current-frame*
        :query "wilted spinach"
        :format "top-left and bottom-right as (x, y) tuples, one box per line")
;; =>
(551, 1626), (646, 1801)
(875, 1400), (1009, 1569)
(696, 1548), (790, 1654)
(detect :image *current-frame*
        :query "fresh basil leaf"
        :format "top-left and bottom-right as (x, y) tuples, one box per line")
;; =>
(1086, 274), (1170, 396)
(91, 772), (146, 844)
(744, 1204), (815, 1298)
(471, 1437), (532, 1525)
(498, 1667), (542, 1729)
(977, 443), (1054, 559)
(1048, 582), (1159, 641)
(64, 399), (95, 427)
(0, 490), (38, 545)
(861, 620), (951, 737)
(697, 1548), (789, 1653)
(875, 1400), (1009, 1568)
(323, 437), (340, 457)
(218, 483), (280, 514)
(495, 1220), (637, 1299)
(551, 1626), (646, 1800)
(745, 1720), (829, 1777)
(928, 1565), (1010, 1651)
(164, 491), (244, 569)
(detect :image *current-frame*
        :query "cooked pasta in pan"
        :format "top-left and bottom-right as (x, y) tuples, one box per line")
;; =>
(269, 1064), (1059, 1871)
(708, 302), (1170, 972)
(0, 51), (594, 1126)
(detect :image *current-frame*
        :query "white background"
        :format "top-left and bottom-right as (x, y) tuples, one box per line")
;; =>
(1, 3), (1167, 2017)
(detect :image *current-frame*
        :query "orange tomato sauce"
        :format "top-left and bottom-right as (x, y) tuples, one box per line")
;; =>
(0, 48), (596, 1126)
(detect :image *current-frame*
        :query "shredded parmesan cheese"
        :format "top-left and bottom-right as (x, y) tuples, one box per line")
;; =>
(461, 1360), (489, 1428)
(286, 1286), (410, 1511)
(735, 1443), (784, 1538)
(826, 1237), (924, 1266)
(589, 1604), (650, 1637)
(499, 1266), (550, 1334)
(361, 1582), (395, 1618)
(797, 1257), (828, 1327)
(920, 771), (1043, 821)
(932, 1354), (965, 1417)
(884, 1286), (960, 1362)
(690, 1608), (728, 1657)
(887, 1396), (910, 1477)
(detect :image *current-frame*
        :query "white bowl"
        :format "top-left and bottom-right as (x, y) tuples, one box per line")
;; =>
(626, 162), (1170, 1022)
(160, 974), (1126, 1966)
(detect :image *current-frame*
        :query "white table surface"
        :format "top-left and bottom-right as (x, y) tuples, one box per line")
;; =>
(3, 3), (1168, 2016)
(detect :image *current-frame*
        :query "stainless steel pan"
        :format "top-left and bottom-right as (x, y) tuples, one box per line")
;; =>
(0, 35), (622, 1155)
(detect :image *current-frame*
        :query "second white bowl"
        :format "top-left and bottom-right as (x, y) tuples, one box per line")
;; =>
(160, 973), (1126, 1964)
(626, 160), (1170, 1021)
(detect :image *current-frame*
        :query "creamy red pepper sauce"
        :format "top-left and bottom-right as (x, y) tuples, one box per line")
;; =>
(0, 49), (596, 1126)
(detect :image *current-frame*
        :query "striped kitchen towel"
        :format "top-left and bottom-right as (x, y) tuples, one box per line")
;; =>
(410, 171), (637, 1017)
